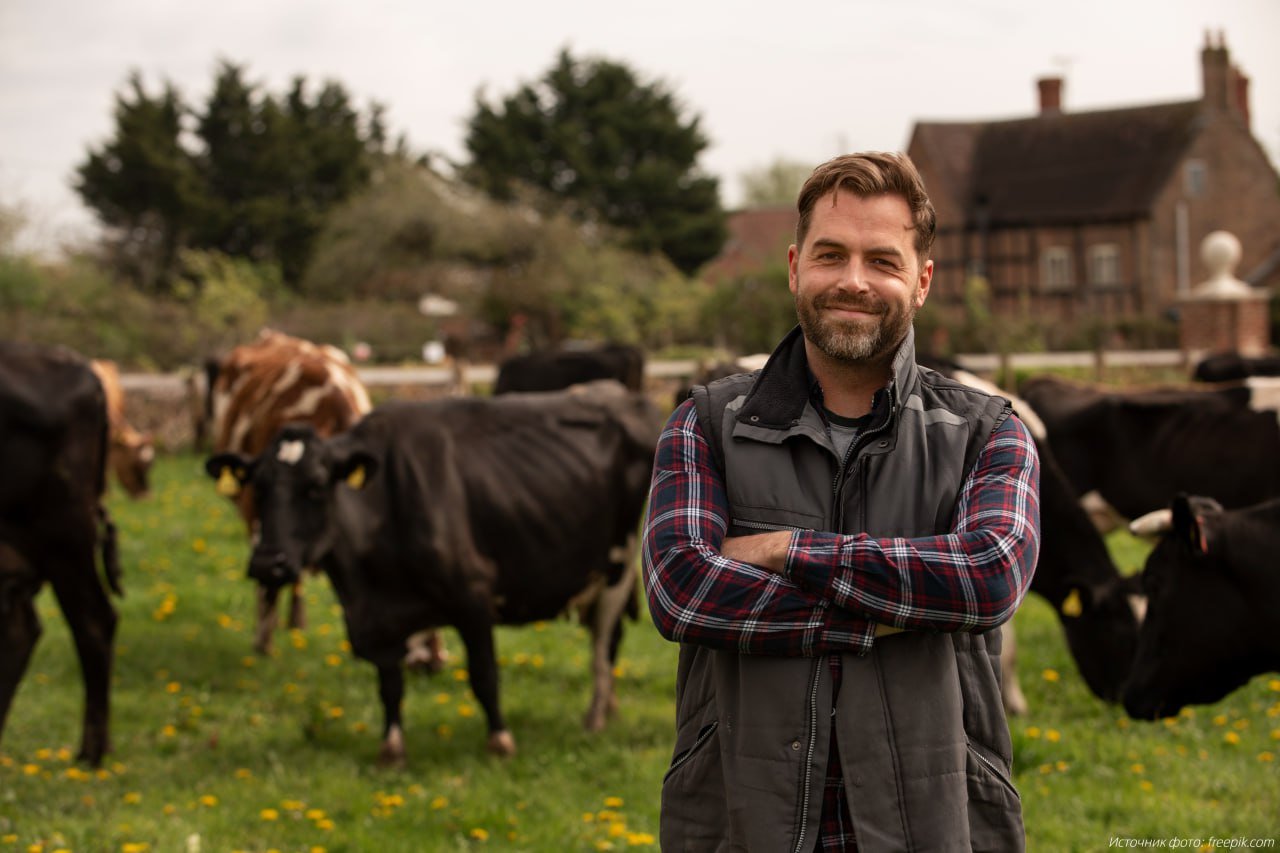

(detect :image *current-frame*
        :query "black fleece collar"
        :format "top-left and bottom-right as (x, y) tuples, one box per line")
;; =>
(735, 324), (920, 431)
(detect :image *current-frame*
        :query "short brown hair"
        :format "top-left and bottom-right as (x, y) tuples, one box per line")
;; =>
(795, 152), (936, 259)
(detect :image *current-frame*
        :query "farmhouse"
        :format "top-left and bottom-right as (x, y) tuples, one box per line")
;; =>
(907, 32), (1280, 330)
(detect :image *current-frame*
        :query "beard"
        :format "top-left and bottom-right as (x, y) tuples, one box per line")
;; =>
(794, 284), (917, 364)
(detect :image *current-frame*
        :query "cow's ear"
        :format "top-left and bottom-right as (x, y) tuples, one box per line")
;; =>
(1060, 587), (1087, 618)
(205, 453), (254, 497)
(1171, 494), (1208, 556)
(330, 450), (378, 491)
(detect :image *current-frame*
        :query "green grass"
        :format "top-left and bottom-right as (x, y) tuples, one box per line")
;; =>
(2, 454), (1277, 852)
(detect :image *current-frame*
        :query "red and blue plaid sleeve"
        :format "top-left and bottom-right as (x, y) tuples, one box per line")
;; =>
(642, 400), (878, 656)
(785, 413), (1040, 632)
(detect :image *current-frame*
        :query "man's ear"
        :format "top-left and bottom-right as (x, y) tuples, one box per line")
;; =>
(329, 449), (379, 491)
(205, 453), (254, 497)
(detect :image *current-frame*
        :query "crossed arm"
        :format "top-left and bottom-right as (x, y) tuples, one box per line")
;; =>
(641, 399), (1040, 657)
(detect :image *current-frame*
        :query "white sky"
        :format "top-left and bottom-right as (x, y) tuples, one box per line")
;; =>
(2, 0), (1277, 255)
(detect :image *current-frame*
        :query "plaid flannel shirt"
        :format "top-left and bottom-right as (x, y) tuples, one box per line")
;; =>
(643, 396), (1040, 659)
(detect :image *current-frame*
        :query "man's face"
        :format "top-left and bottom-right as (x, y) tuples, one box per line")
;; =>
(788, 190), (932, 365)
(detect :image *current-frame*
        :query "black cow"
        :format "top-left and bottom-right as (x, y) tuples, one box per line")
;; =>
(1192, 351), (1280, 383)
(205, 381), (659, 764)
(0, 341), (121, 766)
(494, 343), (645, 394)
(930, 363), (1142, 708)
(1018, 374), (1280, 519)
(1123, 494), (1280, 719)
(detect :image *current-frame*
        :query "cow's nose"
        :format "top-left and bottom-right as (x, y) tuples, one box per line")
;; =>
(248, 552), (293, 588)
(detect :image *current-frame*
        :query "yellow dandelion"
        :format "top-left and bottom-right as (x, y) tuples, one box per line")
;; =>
(34, 748), (52, 760)
(1199, 749), (1210, 760)
(260, 808), (279, 821)
(1038, 763), (1053, 775)
(122, 843), (150, 853)
(1025, 726), (1041, 739)
(1139, 780), (1154, 792)
(436, 724), (453, 739)
(217, 613), (234, 628)
(316, 819), (335, 831)
(163, 804), (177, 816)
(582, 812), (596, 823)
(1041, 669), (1060, 683)
(531, 654), (545, 668)
(609, 822), (628, 838)
(452, 669), (468, 682)
(431, 796), (449, 810)
(63, 767), (88, 781)
(310, 848), (326, 853)
(1045, 729), (1061, 743)
(192, 538), (207, 553)
(627, 832), (656, 845)
(160, 724), (176, 738)
(23, 764), (40, 776)
(327, 706), (344, 719)
(1224, 731), (1241, 745)
(199, 795), (218, 807)
(514, 652), (530, 666)
(469, 828), (489, 841)
(290, 632), (307, 650)
(1055, 761), (1069, 773)
(165, 681), (181, 694)
(1116, 717), (1130, 730)
(604, 796), (625, 808)
(235, 767), (252, 779)
(1268, 678), (1280, 692)
(1272, 729), (1280, 741)
(324, 654), (342, 667)
(1, 835), (16, 844)
(1233, 719), (1249, 730)
(1130, 763), (1145, 774)
(598, 810), (619, 821)
(281, 799), (306, 811)
(594, 840), (615, 851)
(1213, 714), (1228, 726)
(123, 792), (142, 804)
(306, 808), (326, 820)
(55, 747), (71, 762)
(457, 704), (475, 718)
(95, 767), (110, 780)
(1180, 706), (1196, 719)
(1259, 752), (1275, 763)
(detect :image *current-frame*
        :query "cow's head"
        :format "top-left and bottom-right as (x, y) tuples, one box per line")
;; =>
(205, 425), (377, 590)
(1122, 495), (1259, 720)
(110, 428), (155, 499)
(1055, 572), (1144, 702)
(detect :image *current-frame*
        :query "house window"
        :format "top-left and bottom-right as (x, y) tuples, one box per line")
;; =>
(1185, 160), (1207, 198)
(1088, 243), (1121, 287)
(1040, 247), (1073, 291)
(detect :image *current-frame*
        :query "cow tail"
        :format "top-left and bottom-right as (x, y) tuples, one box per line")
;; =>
(98, 504), (123, 597)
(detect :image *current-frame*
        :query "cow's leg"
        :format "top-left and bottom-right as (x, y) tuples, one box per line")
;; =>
(0, 589), (42, 749)
(254, 584), (281, 655)
(456, 622), (514, 756)
(286, 579), (306, 631)
(47, 543), (118, 765)
(1000, 621), (1029, 717)
(404, 629), (449, 673)
(375, 664), (407, 768)
(582, 541), (638, 732)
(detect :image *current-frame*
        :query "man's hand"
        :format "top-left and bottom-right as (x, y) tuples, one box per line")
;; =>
(720, 531), (792, 574)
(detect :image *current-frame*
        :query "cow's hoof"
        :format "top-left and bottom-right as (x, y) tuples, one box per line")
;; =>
(487, 730), (516, 757)
(582, 710), (608, 733)
(377, 744), (407, 769)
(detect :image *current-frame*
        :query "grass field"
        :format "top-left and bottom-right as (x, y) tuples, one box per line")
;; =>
(1, 453), (1277, 852)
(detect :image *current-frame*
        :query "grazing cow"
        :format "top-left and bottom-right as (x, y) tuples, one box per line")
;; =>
(204, 382), (660, 763)
(494, 343), (645, 394)
(1018, 374), (1280, 520)
(930, 363), (1142, 710)
(89, 359), (155, 499)
(1123, 494), (1280, 719)
(1192, 351), (1280, 383)
(210, 329), (382, 655)
(0, 341), (121, 766)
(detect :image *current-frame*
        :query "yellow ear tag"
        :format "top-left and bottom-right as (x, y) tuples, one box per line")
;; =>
(216, 467), (241, 497)
(1061, 589), (1083, 618)
(345, 465), (366, 490)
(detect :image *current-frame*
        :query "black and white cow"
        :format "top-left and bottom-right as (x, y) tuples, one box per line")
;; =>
(494, 343), (646, 394)
(0, 341), (121, 766)
(205, 381), (660, 763)
(1018, 374), (1280, 520)
(1123, 494), (1280, 719)
(931, 363), (1142, 710)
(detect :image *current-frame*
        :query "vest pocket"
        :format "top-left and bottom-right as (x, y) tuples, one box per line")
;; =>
(965, 736), (1020, 801)
(664, 720), (719, 782)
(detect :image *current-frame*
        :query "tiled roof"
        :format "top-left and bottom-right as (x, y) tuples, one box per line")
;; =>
(700, 204), (797, 280)
(915, 100), (1205, 225)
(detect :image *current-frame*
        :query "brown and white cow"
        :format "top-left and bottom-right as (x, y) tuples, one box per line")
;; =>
(208, 330), (385, 655)
(89, 360), (155, 499)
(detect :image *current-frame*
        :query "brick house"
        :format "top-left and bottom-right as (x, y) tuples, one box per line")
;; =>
(906, 33), (1280, 336)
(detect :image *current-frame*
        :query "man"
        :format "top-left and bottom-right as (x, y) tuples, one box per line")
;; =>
(643, 152), (1039, 851)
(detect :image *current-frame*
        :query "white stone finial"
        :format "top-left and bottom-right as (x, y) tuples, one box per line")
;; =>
(1191, 230), (1253, 298)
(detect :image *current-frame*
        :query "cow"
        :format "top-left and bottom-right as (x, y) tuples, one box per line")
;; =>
(204, 381), (660, 764)
(494, 343), (645, 394)
(673, 353), (770, 405)
(209, 329), (383, 656)
(0, 341), (121, 766)
(1018, 374), (1280, 521)
(89, 359), (155, 499)
(1192, 351), (1280, 384)
(929, 362), (1143, 711)
(1122, 494), (1280, 720)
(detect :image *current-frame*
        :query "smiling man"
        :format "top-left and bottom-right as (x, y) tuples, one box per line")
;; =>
(643, 152), (1041, 851)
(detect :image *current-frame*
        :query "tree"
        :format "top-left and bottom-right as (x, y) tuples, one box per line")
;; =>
(739, 158), (814, 207)
(75, 63), (387, 292)
(463, 48), (727, 274)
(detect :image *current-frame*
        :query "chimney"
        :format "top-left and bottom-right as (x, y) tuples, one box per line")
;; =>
(1037, 76), (1063, 115)
(1232, 65), (1251, 127)
(1200, 29), (1231, 112)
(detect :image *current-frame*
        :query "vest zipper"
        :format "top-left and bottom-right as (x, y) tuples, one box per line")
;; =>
(662, 720), (719, 782)
(730, 518), (812, 533)
(965, 737), (1021, 800)
(792, 657), (822, 853)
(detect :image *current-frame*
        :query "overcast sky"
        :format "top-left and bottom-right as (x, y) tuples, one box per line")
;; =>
(2, 0), (1277, 255)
